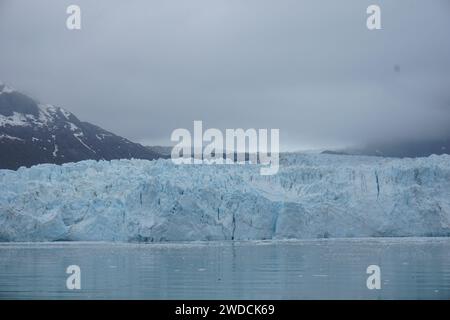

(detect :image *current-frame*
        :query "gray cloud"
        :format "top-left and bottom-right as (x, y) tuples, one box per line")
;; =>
(1, 0), (449, 150)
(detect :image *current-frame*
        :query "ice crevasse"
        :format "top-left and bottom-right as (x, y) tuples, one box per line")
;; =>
(1, 154), (450, 242)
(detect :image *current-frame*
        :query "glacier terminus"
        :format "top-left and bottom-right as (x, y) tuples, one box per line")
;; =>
(1, 153), (449, 242)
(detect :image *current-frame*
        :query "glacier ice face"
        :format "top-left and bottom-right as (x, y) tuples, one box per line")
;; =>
(1, 154), (450, 242)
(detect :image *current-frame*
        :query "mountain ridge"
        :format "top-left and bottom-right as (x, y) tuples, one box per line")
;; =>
(0, 83), (162, 170)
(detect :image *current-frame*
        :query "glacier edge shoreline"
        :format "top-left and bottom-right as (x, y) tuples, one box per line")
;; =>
(1, 153), (450, 242)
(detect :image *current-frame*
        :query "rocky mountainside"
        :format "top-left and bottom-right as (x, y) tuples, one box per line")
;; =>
(0, 83), (161, 170)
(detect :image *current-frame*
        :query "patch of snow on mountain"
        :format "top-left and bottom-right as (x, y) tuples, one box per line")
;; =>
(74, 132), (96, 154)
(0, 84), (14, 94)
(60, 108), (72, 120)
(0, 134), (25, 142)
(0, 112), (31, 127)
(67, 122), (79, 132)
(52, 144), (59, 157)
(0, 103), (61, 128)
(37, 104), (58, 125)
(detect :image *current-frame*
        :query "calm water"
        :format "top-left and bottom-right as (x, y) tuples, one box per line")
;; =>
(0, 238), (449, 299)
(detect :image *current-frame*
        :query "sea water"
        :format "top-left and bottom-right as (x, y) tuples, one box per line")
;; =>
(0, 238), (449, 299)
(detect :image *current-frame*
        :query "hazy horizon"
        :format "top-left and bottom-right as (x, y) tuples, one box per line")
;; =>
(1, 0), (450, 151)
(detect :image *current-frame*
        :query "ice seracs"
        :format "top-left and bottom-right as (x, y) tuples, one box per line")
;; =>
(0, 153), (449, 242)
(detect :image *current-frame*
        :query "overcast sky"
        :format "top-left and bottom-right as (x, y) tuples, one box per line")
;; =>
(0, 0), (449, 150)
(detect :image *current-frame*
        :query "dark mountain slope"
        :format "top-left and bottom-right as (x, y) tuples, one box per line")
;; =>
(0, 83), (161, 170)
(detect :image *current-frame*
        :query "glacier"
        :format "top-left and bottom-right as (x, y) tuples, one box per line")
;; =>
(1, 153), (450, 242)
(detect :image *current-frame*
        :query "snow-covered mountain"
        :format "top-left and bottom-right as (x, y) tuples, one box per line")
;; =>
(0, 83), (162, 170)
(1, 153), (449, 242)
